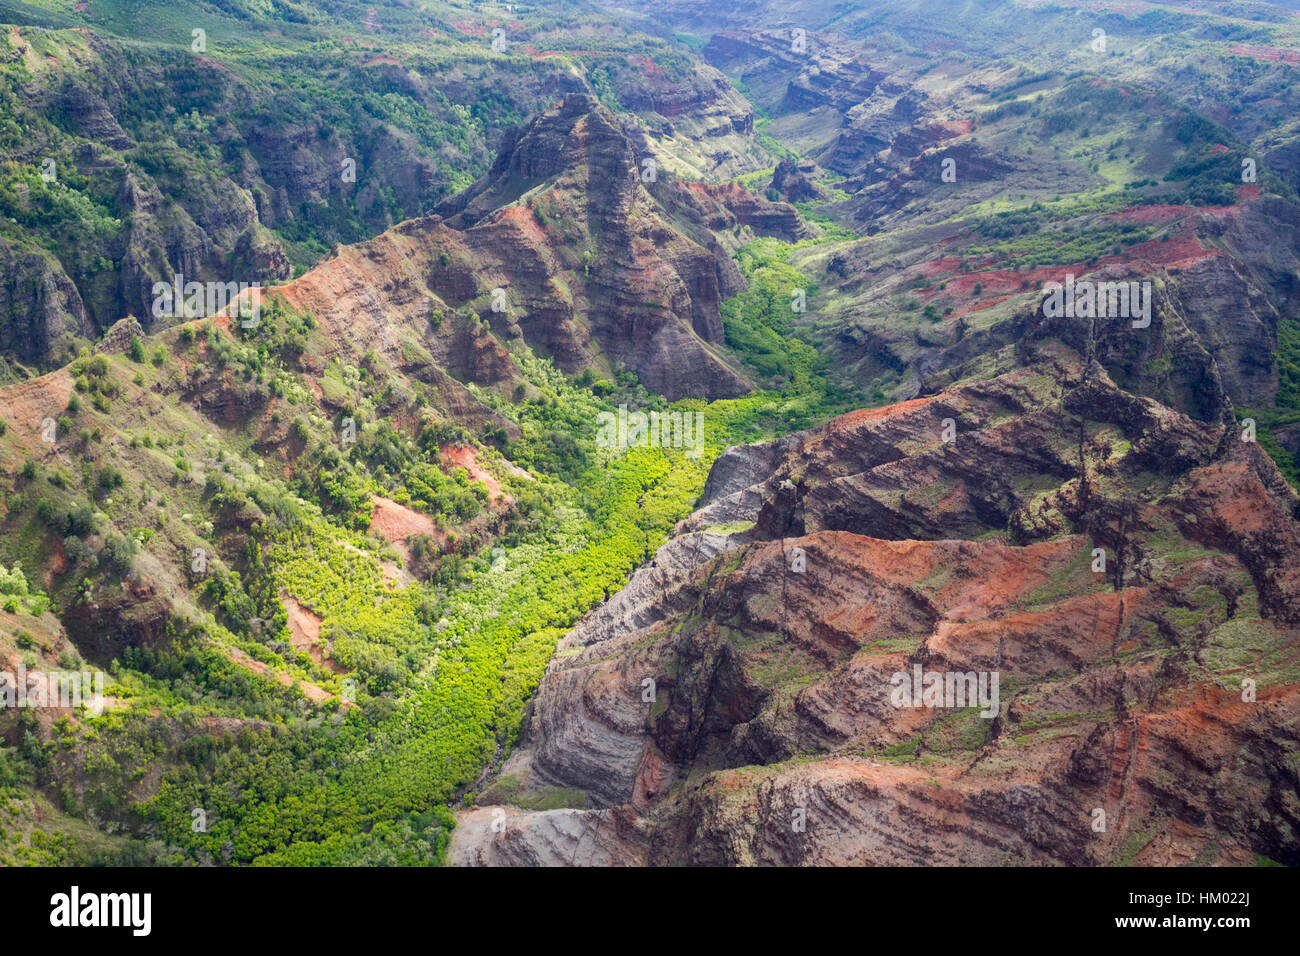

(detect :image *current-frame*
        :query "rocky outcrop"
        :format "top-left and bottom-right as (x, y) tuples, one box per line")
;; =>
(845, 134), (1015, 224)
(62, 579), (173, 664)
(95, 315), (146, 354)
(702, 30), (887, 118)
(685, 182), (813, 243)
(771, 159), (828, 203)
(1167, 196), (1300, 409)
(0, 239), (95, 366)
(392, 93), (788, 400)
(452, 342), (1300, 866)
(449, 806), (648, 866)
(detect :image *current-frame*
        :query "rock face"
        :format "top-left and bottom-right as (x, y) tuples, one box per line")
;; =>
(687, 182), (813, 243)
(62, 577), (173, 664)
(0, 35), (301, 354)
(845, 135), (1016, 224)
(771, 159), (828, 203)
(278, 92), (811, 402)
(0, 239), (96, 367)
(703, 30), (888, 119)
(449, 806), (648, 867)
(95, 315), (146, 355)
(451, 340), (1300, 866)
(261, 93), (825, 406)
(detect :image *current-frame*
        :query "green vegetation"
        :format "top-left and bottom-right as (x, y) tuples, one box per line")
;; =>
(2, 0), (1299, 871)
(0, 231), (852, 865)
(966, 222), (1155, 268)
(1247, 315), (1300, 487)
(721, 237), (860, 417)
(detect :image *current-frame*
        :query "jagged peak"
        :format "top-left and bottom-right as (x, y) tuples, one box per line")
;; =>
(436, 92), (641, 229)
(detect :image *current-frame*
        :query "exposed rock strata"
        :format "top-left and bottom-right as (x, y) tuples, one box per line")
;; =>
(453, 343), (1300, 866)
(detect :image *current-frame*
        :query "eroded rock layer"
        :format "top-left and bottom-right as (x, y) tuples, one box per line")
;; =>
(452, 339), (1300, 866)
(278, 93), (815, 403)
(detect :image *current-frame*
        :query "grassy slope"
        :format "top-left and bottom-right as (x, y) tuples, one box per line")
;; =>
(0, 225), (855, 865)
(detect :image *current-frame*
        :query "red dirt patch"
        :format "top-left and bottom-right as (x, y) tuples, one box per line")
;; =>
(834, 396), (936, 430)
(227, 646), (333, 704)
(951, 294), (1013, 317)
(495, 202), (551, 247)
(282, 593), (347, 673)
(1106, 204), (1198, 226)
(627, 53), (667, 79)
(0, 368), (74, 455)
(936, 119), (973, 136)
(920, 256), (964, 277)
(935, 265), (1058, 301)
(1228, 44), (1300, 66)
(922, 229), (1224, 317)
(1120, 236), (1222, 270)
(369, 495), (438, 543)
(441, 443), (506, 502)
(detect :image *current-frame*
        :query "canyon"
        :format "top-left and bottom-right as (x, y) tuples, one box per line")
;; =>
(0, 0), (1296, 868)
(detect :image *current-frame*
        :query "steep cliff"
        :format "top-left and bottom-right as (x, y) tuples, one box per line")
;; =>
(452, 341), (1300, 866)
(342, 91), (817, 401)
